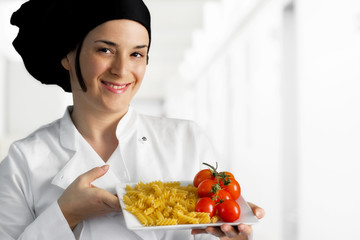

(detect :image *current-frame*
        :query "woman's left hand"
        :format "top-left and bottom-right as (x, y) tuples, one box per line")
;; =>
(191, 202), (265, 239)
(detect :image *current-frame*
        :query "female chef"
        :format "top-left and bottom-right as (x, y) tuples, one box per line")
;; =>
(0, 0), (264, 239)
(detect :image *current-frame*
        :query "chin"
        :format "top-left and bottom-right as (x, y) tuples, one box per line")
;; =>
(105, 104), (129, 115)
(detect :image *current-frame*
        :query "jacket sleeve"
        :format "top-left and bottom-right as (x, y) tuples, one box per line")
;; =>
(0, 143), (75, 240)
(191, 121), (220, 170)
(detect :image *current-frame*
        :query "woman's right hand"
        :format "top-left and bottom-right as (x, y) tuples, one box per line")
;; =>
(57, 165), (121, 229)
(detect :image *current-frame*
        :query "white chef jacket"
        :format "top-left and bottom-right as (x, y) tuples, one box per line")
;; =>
(0, 106), (224, 240)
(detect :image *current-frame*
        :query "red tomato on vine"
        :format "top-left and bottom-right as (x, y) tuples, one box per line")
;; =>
(212, 189), (233, 204)
(217, 199), (241, 222)
(194, 162), (243, 223)
(195, 197), (216, 218)
(193, 169), (214, 187)
(197, 179), (220, 198)
(221, 179), (241, 200)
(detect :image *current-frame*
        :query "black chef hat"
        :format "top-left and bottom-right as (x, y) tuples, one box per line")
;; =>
(11, 0), (151, 92)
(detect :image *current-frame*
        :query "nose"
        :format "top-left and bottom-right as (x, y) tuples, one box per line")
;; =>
(110, 54), (129, 77)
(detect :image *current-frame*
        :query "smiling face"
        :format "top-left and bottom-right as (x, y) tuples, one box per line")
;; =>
(62, 19), (149, 117)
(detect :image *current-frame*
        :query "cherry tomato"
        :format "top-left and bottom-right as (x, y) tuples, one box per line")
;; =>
(195, 197), (216, 218)
(193, 169), (214, 187)
(220, 171), (234, 179)
(221, 179), (241, 200)
(197, 179), (219, 198)
(212, 189), (232, 204)
(218, 171), (235, 185)
(217, 199), (241, 222)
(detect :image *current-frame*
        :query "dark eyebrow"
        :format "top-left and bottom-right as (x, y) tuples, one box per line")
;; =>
(94, 40), (117, 47)
(94, 40), (148, 50)
(134, 45), (148, 50)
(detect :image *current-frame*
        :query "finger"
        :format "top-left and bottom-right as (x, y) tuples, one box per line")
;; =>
(191, 229), (207, 235)
(205, 226), (225, 238)
(237, 223), (253, 236)
(248, 202), (265, 219)
(221, 224), (239, 238)
(90, 186), (121, 210)
(79, 165), (109, 185)
(102, 193), (121, 210)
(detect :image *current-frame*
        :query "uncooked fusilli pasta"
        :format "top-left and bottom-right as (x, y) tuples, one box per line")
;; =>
(123, 181), (219, 226)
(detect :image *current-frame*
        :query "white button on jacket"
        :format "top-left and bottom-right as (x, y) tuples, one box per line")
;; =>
(0, 106), (220, 240)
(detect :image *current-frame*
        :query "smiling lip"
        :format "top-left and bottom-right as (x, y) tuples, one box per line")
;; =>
(101, 81), (131, 94)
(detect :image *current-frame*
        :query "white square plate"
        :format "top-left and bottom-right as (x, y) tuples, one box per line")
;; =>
(116, 181), (259, 231)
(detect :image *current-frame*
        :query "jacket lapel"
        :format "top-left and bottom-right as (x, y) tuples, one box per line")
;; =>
(51, 148), (121, 194)
(51, 107), (120, 194)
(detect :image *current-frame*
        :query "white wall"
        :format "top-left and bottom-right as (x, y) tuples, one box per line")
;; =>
(166, 0), (283, 239)
(297, 0), (360, 239)
(165, 0), (360, 239)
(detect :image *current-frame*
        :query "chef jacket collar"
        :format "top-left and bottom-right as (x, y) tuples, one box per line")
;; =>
(59, 105), (138, 151)
(115, 106), (138, 143)
(54, 105), (138, 192)
(59, 106), (78, 152)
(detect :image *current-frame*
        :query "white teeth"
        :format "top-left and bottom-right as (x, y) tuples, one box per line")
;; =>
(104, 82), (126, 89)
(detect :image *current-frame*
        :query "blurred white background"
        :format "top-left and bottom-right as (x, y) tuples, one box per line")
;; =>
(1, 0), (360, 239)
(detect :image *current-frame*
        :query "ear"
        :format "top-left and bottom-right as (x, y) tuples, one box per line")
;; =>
(61, 56), (71, 70)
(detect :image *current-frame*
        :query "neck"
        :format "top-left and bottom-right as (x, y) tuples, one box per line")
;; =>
(71, 104), (127, 161)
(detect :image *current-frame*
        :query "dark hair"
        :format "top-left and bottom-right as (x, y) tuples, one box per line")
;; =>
(74, 37), (87, 92)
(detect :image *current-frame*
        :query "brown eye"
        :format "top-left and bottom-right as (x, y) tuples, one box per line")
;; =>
(131, 52), (143, 58)
(98, 48), (112, 54)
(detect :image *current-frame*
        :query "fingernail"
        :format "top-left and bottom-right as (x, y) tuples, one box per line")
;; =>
(256, 209), (264, 218)
(101, 165), (109, 171)
(225, 225), (232, 231)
